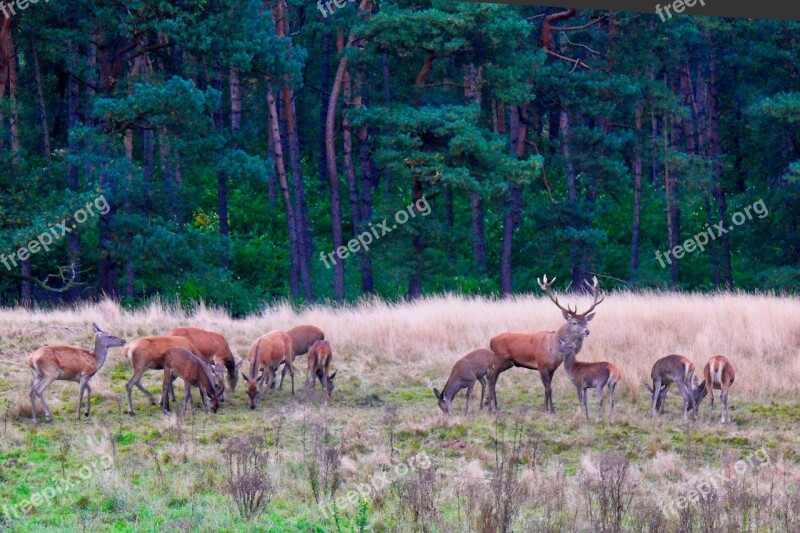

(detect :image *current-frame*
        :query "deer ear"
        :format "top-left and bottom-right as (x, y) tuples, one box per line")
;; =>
(92, 323), (103, 334)
(585, 313), (595, 322)
(644, 383), (653, 394)
(241, 371), (249, 383)
(235, 359), (245, 370)
(329, 371), (337, 381)
(562, 310), (572, 321)
(433, 388), (441, 399)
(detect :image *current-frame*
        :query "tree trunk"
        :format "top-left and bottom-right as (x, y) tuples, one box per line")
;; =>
(664, 108), (681, 286)
(30, 38), (51, 164)
(630, 100), (643, 281)
(464, 63), (487, 277)
(267, 87), (301, 298)
(408, 176), (424, 298)
(230, 66), (241, 132)
(66, 49), (82, 300)
(501, 104), (527, 295)
(319, 21), (331, 182)
(342, 65), (361, 234)
(214, 64), (231, 269)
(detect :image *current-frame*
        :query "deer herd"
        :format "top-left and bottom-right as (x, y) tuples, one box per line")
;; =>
(25, 275), (735, 425)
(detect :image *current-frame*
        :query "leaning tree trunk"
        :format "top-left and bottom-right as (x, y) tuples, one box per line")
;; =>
(267, 86), (301, 298)
(30, 38), (51, 164)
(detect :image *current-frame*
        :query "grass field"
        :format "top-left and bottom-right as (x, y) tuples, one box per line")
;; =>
(1, 292), (799, 531)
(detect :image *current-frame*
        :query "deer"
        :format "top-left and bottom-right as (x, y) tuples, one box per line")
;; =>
(434, 348), (505, 415)
(558, 336), (621, 422)
(645, 354), (705, 421)
(124, 335), (201, 416)
(164, 327), (243, 400)
(306, 340), (337, 405)
(27, 323), (126, 423)
(242, 330), (294, 410)
(160, 347), (223, 414)
(488, 275), (604, 414)
(702, 355), (736, 424)
(278, 325), (325, 389)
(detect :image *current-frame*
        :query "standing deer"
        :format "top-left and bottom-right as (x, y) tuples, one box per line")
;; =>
(306, 340), (336, 405)
(702, 355), (736, 423)
(559, 337), (621, 422)
(645, 354), (704, 420)
(160, 347), (223, 414)
(489, 275), (604, 413)
(27, 323), (126, 423)
(434, 348), (504, 415)
(124, 335), (200, 416)
(164, 327), (243, 399)
(280, 325), (325, 389)
(242, 330), (294, 410)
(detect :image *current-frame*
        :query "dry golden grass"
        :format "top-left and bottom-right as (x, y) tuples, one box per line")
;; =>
(1, 291), (798, 404)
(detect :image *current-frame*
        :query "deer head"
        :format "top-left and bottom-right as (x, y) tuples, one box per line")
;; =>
(241, 372), (262, 410)
(92, 323), (126, 369)
(323, 371), (337, 403)
(433, 387), (451, 415)
(537, 275), (604, 338)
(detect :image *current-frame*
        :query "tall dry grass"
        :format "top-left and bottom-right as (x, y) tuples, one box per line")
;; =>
(1, 291), (798, 401)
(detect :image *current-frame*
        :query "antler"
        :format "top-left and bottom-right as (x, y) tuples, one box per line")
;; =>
(579, 276), (604, 316)
(537, 274), (576, 316)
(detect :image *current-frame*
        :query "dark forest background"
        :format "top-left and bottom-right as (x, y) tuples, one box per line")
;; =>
(0, 1), (798, 314)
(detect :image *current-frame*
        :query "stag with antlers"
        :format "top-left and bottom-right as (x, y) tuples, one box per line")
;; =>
(488, 274), (604, 413)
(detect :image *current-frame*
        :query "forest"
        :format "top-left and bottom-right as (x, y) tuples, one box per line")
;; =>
(0, 1), (799, 314)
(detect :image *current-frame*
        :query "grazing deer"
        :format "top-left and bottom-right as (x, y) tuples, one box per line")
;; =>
(559, 337), (621, 422)
(434, 349), (504, 415)
(160, 347), (223, 414)
(242, 330), (294, 410)
(279, 325), (325, 389)
(306, 340), (336, 405)
(489, 275), (604, 413)
(702, 355), (736, 423)
(27, 323), (126, 423)
(124, 335), (200, 416)
(645, 354), (704, 420)
(164, 327), (243, 399)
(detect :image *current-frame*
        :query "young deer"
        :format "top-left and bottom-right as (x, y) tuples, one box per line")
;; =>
(645, 355), (704, 420)
(160, 347), (223, 414)
(280, 325), (325, 389)
(124, 335), (200, 416)
(489, 275), (604, 414)
(28, 323), (126, 423)
(434, 349), (503, 415)
(242, 330), (294, 410)
(164, 327), (243, 399)
(306, 340), (336, 405)
(559, 337), (621, 422)
(702, 355), (736, 423)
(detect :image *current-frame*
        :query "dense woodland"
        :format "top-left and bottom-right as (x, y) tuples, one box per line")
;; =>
(0, 1), (798, 314)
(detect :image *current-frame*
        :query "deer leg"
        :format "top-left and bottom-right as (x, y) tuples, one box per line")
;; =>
(582, 386), (590, 419)
(596, 385), (604, 423)
(199, 386), (209, 413)
(465, 382), (475, 416)
(34, 377), (56, 422)
(721, 387), (729, 424)
(287, 362), (295, 395)
(478, 376), (486, 410)
(539, 370), (554, 414)
(609, 382), (616, 423)
(84, 381), (93, 418)
(30, 374), (42, 424)
(659, 385), (670, 414)
(650, 379), (662, 417)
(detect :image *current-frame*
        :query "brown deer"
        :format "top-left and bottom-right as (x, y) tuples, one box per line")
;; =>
(559, 337), (621, 422)
(645, 354), (704, 420)
(27, 323), (126, 423)
(164, 327), (243, 399)
(306, 340), (336, 405)
(434, 349), (505, 415)
(702, 355), (736, 423)
(489, 275), (604, 413)
(242, 330), (294, 410)
(160, 347), (223, 414)
(124, 335), (200, 416)
(279, 325), (325, 389)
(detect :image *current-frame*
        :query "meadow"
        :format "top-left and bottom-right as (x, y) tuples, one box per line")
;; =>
(1, 292), (799, 532)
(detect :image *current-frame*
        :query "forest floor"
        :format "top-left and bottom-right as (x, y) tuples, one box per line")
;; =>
(0, 293), (799, 532)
